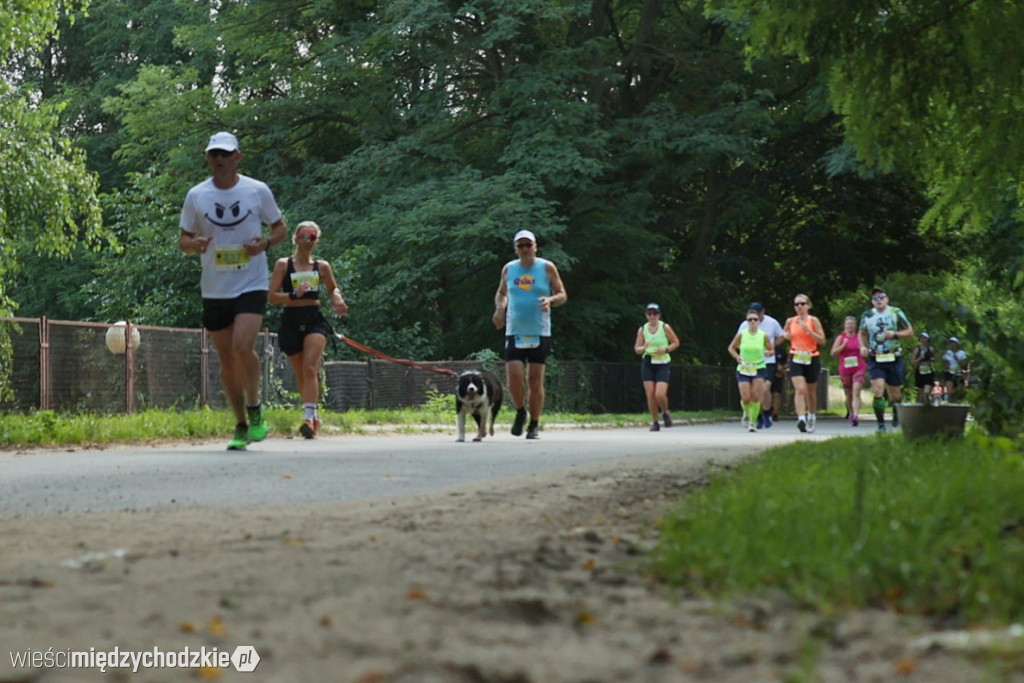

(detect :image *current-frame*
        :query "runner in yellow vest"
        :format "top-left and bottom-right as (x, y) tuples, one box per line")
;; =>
(728, 308), (775, 432)
(633, 303), (681, 431)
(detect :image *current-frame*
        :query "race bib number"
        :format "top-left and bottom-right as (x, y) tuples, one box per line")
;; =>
(919, 363), (932, 374)
(514, 335), (540, 349)
(843, 356), (860, 369)
(290, 271), (320, 292)
(649, 353), (670, 365)
(875, 352), (896, 363)
(792, 350), (813, 365)
(214, 244), (250, 271)
(738, 363), (759, 377)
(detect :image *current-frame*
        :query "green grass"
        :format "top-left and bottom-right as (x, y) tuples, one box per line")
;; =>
(652, 432), (1024, 626)
(0, 405), (731, 448)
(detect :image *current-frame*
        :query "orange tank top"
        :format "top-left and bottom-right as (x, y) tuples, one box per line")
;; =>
(787, 316), (820, 356)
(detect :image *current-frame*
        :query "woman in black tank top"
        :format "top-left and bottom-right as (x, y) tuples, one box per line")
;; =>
(268, 221), (349, 438)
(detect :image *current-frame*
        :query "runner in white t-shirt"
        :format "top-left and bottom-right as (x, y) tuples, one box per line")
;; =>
(178, 131), (288, 451)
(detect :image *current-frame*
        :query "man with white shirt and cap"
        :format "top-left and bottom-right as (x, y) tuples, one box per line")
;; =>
(492, 229), (568, 440)
(178, 131), (288, 451)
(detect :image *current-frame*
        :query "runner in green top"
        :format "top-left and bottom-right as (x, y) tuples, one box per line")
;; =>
(633, 303), (681, 432)
(858, 288), (913, 432)
(727, 309), (774, 432)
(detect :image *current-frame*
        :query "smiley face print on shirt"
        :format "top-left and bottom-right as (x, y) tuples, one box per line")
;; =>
(206, 201), (253, 228)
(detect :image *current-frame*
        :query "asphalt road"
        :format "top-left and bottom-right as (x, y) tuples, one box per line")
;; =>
(0, 419), (871, 516)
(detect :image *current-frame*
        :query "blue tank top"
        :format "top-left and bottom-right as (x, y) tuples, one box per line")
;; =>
(505, 258), (552, 336)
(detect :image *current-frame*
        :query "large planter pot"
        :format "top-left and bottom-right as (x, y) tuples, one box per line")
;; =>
(897, 403), (970, 442)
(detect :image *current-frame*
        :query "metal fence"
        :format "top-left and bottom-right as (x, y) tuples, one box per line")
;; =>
(0, 317), (825, 415)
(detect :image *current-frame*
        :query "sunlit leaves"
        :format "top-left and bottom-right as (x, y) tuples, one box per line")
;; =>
(710, 0), (1024, 229)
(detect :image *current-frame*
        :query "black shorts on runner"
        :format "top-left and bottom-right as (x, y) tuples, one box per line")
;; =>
(640, 356), (671, 383)
(278, 307), (331, 356)
(504, 336), (553, 364)
(788, 355), (820, 382)
(202, 290), (268, 332)
(867, 356), (905, 387)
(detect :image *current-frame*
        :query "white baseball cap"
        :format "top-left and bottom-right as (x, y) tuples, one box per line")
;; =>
(513, 230), (536, 244)
(205, 131), (239, 152)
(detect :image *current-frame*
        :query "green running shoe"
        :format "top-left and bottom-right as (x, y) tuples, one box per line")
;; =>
(247, 405), (268, 442)
(227, 424), (248, 451)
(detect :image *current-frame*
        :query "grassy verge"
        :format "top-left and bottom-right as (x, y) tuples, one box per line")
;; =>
(652, 433), (1024, 626)
(0, 406), (730, 449)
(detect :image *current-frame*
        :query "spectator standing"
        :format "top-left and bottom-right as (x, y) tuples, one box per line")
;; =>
(909, 332), (936, 404)
(942, 337), (970, 402)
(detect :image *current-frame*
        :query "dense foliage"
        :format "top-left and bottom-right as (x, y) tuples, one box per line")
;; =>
(1, 0), (105, 316)
(7, 0), (949, 360)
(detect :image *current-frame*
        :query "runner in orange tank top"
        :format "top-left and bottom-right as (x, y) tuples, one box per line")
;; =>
(782, 293), (827, 433)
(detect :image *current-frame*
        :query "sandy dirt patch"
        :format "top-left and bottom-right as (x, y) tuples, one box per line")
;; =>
(0, 447), (1012, 682)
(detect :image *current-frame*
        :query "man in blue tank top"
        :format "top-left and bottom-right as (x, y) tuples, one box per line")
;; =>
(492, 230), (568, 439)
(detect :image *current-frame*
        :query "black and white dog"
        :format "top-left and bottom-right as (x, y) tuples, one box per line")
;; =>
(455, 370), (504, 442)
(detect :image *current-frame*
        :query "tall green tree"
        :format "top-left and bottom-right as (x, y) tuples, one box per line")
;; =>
(1, 0), (106, 316)
(710, 0), (1024, 229)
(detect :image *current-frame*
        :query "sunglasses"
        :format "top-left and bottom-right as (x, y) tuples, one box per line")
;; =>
(747, 317), (759, 322)
(646, 310), (660, 315)
(296, 233), (318, 242)
(794, 301), (809, 306)
(872, 294), (887, 301)
(207, 149), (235, 158)
(515, 242), (534, 249)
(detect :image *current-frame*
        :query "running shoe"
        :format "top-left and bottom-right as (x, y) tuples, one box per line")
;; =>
(227, 424), (248, 451)
(511, 408), (527, 437)
(851, 415), (859, 427)
(247, 405), (268, 442)
(876, 423), (886, 433)
(807, 414), (816, 433)
(650, 421), (660, 432)
(313, 419), (321, 435)
(755, 414), (764, 429)
(797, 418), (807, 433)
(662, 411), (673, 428)
(891, 418), (900, 430)
(748, 422), (756, 433)
(300, 419), (316, 439)
(526, 423), (540, 439)
(763, 412), (773, 429)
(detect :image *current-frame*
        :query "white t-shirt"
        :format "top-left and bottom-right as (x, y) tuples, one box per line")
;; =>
(179, 175), (283, 298)
(942, 348), (968, 373)
(736, 314), (784, 364)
